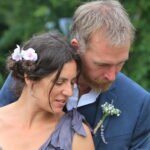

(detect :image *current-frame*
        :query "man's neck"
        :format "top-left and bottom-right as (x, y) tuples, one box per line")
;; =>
(78, 76), (91, 97)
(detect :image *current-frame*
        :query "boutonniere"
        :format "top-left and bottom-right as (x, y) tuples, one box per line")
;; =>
(94, 102), (121, 144)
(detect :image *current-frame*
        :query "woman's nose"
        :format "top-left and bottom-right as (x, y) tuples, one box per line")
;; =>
(62, 84), (73, 97)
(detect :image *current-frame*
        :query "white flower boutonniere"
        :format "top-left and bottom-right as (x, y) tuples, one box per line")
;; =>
(94, 102), (121, 144)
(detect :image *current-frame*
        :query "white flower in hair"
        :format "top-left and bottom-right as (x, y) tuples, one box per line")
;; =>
(11, 45), (38, 62)
(21, 48), (38, 61)
(11, 45), (22, 61)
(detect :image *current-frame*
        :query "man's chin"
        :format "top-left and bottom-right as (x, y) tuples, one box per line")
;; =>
(101, 84), (112, 92)
(90, 82), (112, 92)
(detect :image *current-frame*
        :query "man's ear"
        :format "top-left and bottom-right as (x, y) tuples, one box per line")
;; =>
(70, 38), (80, 53)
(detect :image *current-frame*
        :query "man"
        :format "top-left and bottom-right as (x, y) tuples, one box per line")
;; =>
(0, 0), (150, 149)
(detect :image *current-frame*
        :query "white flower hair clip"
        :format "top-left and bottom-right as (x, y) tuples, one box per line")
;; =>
(11, 45), (38, 62)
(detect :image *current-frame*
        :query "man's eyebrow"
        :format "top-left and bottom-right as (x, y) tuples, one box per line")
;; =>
(117, 59), (129, 64)
(93, 59), (128, 65)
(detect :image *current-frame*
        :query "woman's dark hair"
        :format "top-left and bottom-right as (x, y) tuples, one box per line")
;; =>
(7, 31), (81, 99)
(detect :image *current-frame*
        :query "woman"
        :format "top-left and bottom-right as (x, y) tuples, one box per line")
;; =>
(0, 32), (94, 150)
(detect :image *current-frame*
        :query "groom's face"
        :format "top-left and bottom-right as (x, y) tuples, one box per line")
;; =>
(78, 33), (130, 91)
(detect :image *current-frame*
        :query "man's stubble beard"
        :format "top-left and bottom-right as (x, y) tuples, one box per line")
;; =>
(82, 71), (113, 92)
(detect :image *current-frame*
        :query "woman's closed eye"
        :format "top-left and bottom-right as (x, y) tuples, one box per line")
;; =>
(55, 79), (64, 86)
(55, 79), (76, 87)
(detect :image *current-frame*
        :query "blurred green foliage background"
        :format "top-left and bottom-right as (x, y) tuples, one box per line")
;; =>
(0, 0), (150, 90)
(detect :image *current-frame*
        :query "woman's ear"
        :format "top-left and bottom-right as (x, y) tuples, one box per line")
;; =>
(24, 74), (33, 86)
(70, 38), (80, 53)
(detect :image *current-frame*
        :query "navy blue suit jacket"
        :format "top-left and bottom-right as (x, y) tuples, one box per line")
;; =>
(0, 73), (150, 149)
(78, 73), (150, 150)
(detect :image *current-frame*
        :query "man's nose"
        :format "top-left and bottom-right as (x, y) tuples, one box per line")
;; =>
(104, 66), (117, 81)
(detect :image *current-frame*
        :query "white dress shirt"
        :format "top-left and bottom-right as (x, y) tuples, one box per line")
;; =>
(66, 84), (101, 111)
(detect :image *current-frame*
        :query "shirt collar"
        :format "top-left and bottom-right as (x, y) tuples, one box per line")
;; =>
(66, 84), (100, 111)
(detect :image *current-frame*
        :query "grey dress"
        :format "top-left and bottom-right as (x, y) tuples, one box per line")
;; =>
(39, 109), (87, 150)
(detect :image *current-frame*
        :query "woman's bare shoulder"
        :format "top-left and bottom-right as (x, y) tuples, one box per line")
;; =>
(0, 105), (15, 128)
(72, 123), (95, 150)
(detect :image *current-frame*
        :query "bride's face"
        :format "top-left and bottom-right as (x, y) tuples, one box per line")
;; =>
(31, 60), (77, 114)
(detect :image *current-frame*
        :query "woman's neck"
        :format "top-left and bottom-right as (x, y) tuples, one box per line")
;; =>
(5, 90), (63, 129)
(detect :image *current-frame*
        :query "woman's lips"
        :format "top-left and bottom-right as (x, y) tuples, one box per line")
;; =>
(55, 99), (66, 108)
